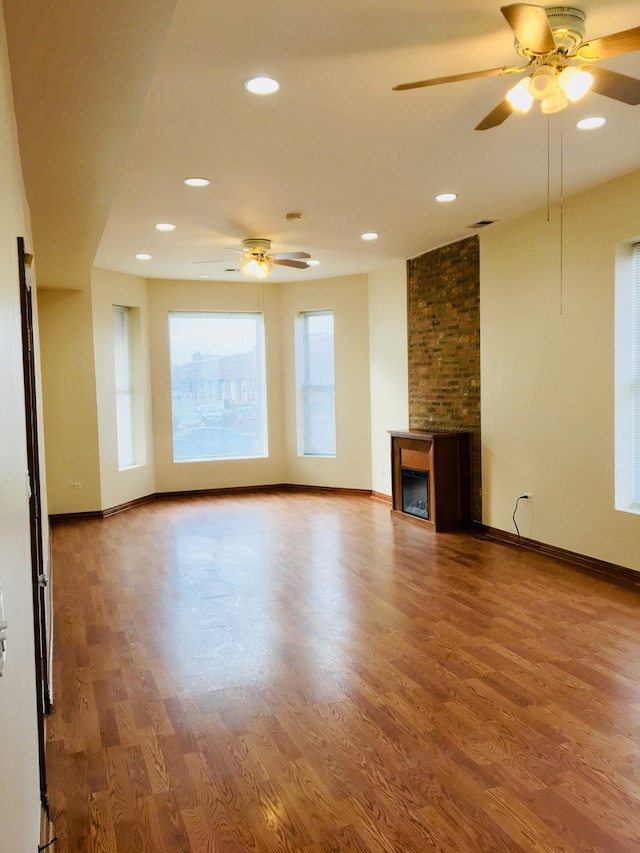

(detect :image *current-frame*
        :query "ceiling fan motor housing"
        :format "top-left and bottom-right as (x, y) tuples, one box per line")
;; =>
(545, 6), (586, 52)
(515, 6), (586, 56)
(242, 237), (272, 255)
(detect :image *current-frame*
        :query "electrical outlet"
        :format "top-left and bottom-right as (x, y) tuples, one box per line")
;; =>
(70, 482), (82, 490)
(0, 583), (5, 677)
(522, 493), (533, 501)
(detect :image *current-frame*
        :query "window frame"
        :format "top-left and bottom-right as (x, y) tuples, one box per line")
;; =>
(614, 241), (640, 513)
(633, 242), (640, 505)
(296, 309), (336, 457)
(112, 304), (137, 470)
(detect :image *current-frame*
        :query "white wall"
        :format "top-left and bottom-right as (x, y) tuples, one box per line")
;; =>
(480, 168), (640, 571)
(92, 267), (155, 509)
(0, 8), (42, 848)
(280, 274), (373, 489)
(368, 262), (408, 497)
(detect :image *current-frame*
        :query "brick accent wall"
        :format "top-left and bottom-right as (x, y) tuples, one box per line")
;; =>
(407, 235), (481, 521)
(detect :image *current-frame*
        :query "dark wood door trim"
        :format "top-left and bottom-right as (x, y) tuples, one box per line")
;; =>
(17, 236), (50, 812)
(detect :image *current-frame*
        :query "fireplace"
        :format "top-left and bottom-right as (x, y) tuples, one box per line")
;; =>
(389, 430), (472, 531)
(401, 468), (429, 520)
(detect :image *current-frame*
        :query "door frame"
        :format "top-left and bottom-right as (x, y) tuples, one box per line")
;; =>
(17, 236), (50, 812)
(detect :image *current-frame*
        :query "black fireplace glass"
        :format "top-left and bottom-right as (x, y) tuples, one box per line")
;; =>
(401, 468), (429, 520)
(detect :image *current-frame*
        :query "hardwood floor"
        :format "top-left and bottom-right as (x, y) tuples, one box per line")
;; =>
(47, 490), (640, 851)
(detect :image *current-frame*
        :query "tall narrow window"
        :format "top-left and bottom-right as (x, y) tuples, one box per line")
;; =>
(113, 305), (135, 468)
(169, 312), (267, 461)
(298, 310), (336, 456)
(633, 243), (640, 505)
(615, 241), (640, 513)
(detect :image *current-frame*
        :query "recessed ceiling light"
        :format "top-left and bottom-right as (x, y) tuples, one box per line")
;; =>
(155, 223), (175, 231)
(361, 232), (379, 241)
(197, 274), (211, 279)
(576, 116), (606, 130)
(135, 253), (151, 260)
(183, 177), (211, 187)
(435, 192), (458, 202)
(244, 76), (279, 95)
(306, 259), (320, 266)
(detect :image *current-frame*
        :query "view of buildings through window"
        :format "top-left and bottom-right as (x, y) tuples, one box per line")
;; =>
(169, 312), (266, 461)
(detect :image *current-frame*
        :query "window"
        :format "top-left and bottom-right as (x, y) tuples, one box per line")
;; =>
(633, 244), (640, 505)
(169, 312), (266, 461)
(297, 310), (336, 456)
(113, 305), (137, 469)
(615, 241), (640, 513)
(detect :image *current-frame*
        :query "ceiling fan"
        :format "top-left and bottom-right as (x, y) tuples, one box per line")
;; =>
(393, 4), (640, 129)
(195, 238), (311, 278)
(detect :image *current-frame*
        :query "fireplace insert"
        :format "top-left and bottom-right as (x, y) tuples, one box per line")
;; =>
(401, 467), (429, 520)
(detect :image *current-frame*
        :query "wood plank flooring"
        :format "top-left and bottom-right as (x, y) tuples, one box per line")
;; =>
(47, 490), (640, 851)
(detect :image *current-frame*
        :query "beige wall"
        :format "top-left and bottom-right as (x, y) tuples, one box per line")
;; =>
(39, 269), (383, 509)
(368, 262), (408, 497)
(0, 9), (42, 848)
(38, 285), (101, 513)
(92, 267), (155, 509)
(280, 274), (372, 489)
(480, 168), (640, 571)
(147, 273), (373, 493)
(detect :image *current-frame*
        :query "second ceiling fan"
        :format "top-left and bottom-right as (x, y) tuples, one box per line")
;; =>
(393, 3), (640, 129)
(196, 238), (311, 279)
(229, 239), (311, 279)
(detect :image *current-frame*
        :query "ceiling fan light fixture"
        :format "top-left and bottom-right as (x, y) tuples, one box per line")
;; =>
(241, 256), (273, 278)
(506, 77), (534, 112)
(540, 88), (569, 114)
(528, 65), (559, 100)
(558, 65), (593, 101)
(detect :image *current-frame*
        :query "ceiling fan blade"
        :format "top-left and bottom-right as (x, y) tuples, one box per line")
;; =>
(501, 4), (556, 55)
(475, 98), (515, 131)
(273, 258), (310, 269)
(272, 251), (311, 260)
(393, 64), (526, 91)
(577, 26), (640, 61)
(586, 66), (640, 105)
(224, 247), (245, 254)
(192, 258), (228, 264)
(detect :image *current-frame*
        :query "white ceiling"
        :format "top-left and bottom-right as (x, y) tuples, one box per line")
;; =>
(5, 0), (640, 286)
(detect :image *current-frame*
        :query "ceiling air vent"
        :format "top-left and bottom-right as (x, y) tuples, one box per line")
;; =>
(467, 220), (497, 229)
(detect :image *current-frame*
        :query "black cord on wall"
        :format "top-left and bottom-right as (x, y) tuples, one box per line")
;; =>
(512, 495), (529, 545)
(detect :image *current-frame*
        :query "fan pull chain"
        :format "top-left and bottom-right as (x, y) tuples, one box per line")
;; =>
(546, 112), (551, 223)
(559, 109), (564, 316)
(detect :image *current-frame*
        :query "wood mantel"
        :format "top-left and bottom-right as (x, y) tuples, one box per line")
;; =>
(389, 430), (471, 531)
